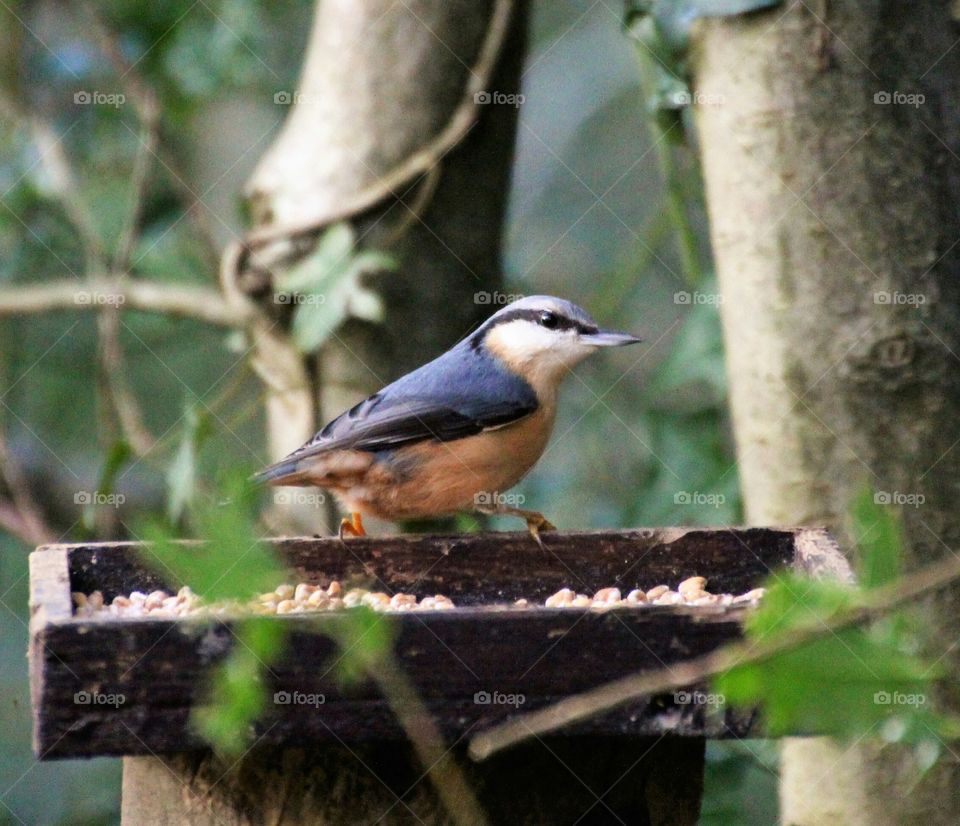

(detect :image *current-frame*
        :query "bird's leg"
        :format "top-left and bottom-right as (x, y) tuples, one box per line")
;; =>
(475, 504), (556, 547)
(338, 512), (366, 540)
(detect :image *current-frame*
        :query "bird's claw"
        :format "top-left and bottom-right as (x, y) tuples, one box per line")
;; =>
(338, 512), (366, 541)
(525, 513), (555, 549)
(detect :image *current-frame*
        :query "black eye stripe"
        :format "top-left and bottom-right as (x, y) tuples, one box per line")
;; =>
(470, 308), (598, 348)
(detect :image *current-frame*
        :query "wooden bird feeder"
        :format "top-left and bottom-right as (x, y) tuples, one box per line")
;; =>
(29, 527), (849, 825)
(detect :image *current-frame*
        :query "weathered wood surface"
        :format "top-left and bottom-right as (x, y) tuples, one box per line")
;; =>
(30, 527), (847, 760)
(122, 736), (705, 826)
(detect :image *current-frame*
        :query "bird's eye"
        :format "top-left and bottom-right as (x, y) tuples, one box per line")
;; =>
(539, 311), (559, 329)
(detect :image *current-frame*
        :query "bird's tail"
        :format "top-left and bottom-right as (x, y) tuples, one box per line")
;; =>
(250, 458), (302, 486)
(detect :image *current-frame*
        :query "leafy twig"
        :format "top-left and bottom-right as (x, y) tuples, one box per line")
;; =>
(469, 552), (960, 760)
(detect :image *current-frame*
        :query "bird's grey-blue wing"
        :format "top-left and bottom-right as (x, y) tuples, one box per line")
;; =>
(255, 342), (538, 482)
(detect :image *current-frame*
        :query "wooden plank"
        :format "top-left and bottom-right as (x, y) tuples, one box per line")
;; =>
(29, 527), (846, 760)
(64, 526), (803, 601)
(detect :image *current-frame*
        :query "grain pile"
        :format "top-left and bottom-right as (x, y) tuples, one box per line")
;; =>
(72, 575), (764, 618)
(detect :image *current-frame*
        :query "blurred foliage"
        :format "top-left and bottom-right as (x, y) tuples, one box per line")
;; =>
(141, 474), (288, 755)
(141, 472), (395, 756)
(0, 0), (757, 823)
(716, 494), (960, 771)
(624, 0), (784, 134)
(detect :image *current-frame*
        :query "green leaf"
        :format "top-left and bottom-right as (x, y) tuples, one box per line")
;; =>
(851, 489), (902, 589)
(717, 628), (934, 738)
(717, 567), (948, 742)
(193, 617), (285, 756)
(141, 473), (283, 602)
(743, 571), (854, 639)
(276, 223), (356, 294)
(165, 402), (213, 525)
(328, 607), (394, 685)
(277, 222), (395, 353)
(81, 440), (132, 533)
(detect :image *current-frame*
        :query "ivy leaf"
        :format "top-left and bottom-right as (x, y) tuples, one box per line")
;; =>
(275, 223), (395, 353)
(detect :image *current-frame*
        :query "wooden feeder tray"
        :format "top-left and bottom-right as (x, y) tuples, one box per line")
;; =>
(29, 527), (848, 760)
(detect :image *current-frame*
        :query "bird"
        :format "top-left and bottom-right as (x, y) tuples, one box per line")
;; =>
(255, 295), (641, 543)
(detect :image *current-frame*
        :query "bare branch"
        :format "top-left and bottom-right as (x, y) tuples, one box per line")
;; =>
(113, 98), (159, 273)
(13, 104), (109, 272)
(79, 2), (222, 273)
(468, 553), (960, 761)
(0, 279), (246, 327)
(96, 308), (156, 456)
(370, 653), (490, 826)
(0, 429), (54, 546)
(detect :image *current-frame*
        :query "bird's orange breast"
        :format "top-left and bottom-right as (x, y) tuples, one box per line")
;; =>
(318, 403), (556, 521)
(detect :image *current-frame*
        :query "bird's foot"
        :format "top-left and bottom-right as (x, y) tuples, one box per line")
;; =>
(524, 512), (556, 549)
(473, 504), (555, 548)
(338, 512), (366, 541)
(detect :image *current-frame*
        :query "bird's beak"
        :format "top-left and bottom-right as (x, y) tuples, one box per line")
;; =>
(584, 329), (642, 347)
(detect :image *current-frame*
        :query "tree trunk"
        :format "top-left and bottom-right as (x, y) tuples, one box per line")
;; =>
(692, 2), (960, 822)
(232, 0), (522, 535)
(124, 0), (536, 822)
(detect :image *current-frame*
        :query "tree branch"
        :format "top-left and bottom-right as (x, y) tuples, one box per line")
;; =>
(0, 429), (55, 547)
(244, 0), (516, 247)
(468, 553), (960, 761)
(0, 279), (246, 327)
(81, 3), (223, 274)
(370, 653), (490, 826)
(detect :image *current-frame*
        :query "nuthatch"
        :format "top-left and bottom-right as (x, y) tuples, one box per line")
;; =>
(256, 296), (640, 541)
